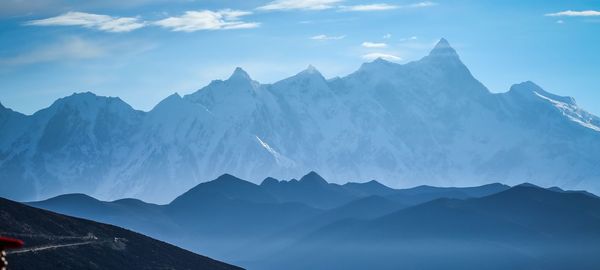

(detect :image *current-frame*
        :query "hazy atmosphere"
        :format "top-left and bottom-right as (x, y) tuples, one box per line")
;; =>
(1, 1), (600, 270)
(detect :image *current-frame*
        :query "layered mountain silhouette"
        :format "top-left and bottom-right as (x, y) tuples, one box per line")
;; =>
(0, 197), (242, 270)
(2, 39), (600, 203)
(265, 184), (600, 270)
(27, 172), (600, 269)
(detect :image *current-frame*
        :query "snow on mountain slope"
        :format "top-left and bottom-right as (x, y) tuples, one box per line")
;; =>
(0, 92), (143, 200)
(0, 102), (28, 150)
(1, 39), (599, 203)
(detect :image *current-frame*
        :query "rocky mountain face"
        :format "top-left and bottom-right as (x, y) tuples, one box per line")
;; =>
(1, 39), (599, 203)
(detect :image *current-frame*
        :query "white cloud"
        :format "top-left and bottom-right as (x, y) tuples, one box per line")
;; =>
(155, 9), (259, 32)
(0, 37), (156, 67)
(383, 33), (392, 39)
(339, 2), (435, 12)
(545, 10), (600, 17)
(408, 1), (437, 8)
(339, 4), (398, 12)
(311, 34), (346, 40)
(258, 0), (343, 11)
(362, 52), (402, 62)
(26, 12), (145, 32)
(362, 42), (387, 48)
(556, 20), (564, 24)
(0, 0), (184, 18)
(399, 36), (418, 41)
(0, 37), (105, 66)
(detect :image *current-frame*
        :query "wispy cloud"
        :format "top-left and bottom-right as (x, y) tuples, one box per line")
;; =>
(339, 4), (398, 12)
(383, 33), (392, 39)
(155, 9), (259, 32)
(0, 36), (157, 67)
(545, 10), (600, 17)
(0, 37), (105, 66)
(362, 42), (387, 48)
(0, 0), (182, 18)
(362, 52), (402, 61)
(311, 34), (346, 40)
(408, 1), (436, 8)
(339, 1), (435, 12)
(26, 10), (259, 33)
(399, 36), (418, 41)
(258, 0), (343, 11)
(25, 12), (145, 32)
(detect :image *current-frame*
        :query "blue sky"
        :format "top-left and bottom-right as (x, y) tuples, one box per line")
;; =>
(0, 0), (599, 115)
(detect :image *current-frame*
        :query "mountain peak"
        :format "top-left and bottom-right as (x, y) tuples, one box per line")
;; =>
(515, 182), (543, 189)
(58, 91), (125, 105)
(60, 91), (98, 102)
(228, 67), (252, 81)
(214, 173), (243, 183)
(170, 173), (277, 205)
(437, 37), (450, 46)
(365, 179), (386, 186)
(509, 81), (576, 105)
(299, 64), (322, 76)
(361, 57), (395, 68)
(275, 65), (327, 89)
(71, 91), (98, 97)
(41, 193), (101, 204)
(428, 38), (459, 59)
(152, 92), (184, 111)
(299, 171), (328, 185)
(372, 57), (391, 64)
(261, 177), (280, 186)
(50, 91), (134, 113)
(357, 57), (399, 74)
(166, 92), (182, 100)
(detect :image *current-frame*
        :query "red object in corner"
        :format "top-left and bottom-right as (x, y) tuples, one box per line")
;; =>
(0, 237), (24, 249)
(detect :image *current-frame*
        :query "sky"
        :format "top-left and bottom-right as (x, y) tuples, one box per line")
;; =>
(0, 0), (599, 115)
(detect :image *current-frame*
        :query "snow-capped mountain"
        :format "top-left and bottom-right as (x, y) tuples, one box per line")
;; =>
(2, 39), (599, 203)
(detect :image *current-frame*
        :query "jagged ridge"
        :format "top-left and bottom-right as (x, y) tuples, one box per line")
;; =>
(1, 39), (600, 203)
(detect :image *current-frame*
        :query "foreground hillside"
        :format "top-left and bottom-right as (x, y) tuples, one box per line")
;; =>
(2, 39), (600, 203)
(30, 172), (600, 269)
(0, 197), (243, 270)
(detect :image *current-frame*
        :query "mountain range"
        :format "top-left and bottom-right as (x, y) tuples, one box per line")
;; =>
(26, 172), (600, 270)
(2, 38), (600, 203)
(31, 172), (508, 261)
(264, 184), (600, 270)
